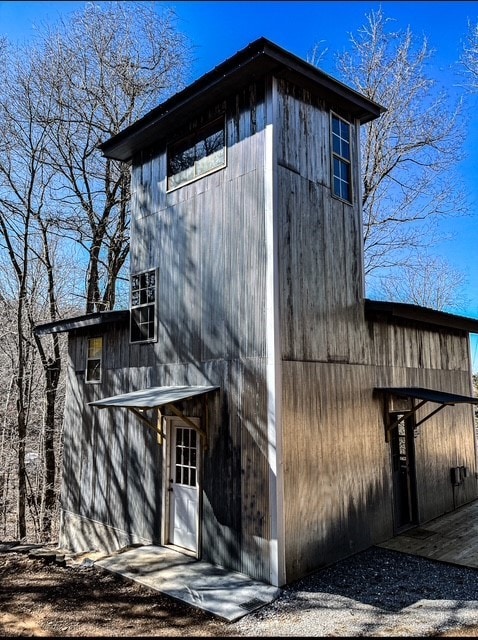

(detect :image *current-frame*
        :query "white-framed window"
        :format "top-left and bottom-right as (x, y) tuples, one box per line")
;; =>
(86, 336), (103, 383)
(331, 113), (352, 202)
(130, 268), (157, 343)
(167, 115), (226, 190)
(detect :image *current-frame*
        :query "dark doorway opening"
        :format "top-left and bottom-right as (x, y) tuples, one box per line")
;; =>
(390, 412), (418, 532)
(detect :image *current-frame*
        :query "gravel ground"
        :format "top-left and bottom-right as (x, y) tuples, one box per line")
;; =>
(230, 546), (478, 637)
(4, 543), (478, 636)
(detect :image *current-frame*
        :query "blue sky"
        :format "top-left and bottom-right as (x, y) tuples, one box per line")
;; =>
(2, 0), (478, 369)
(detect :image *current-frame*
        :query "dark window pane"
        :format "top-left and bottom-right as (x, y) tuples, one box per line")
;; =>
(86, 359), (101, 382)
(332, 116), (352, 202)
(334, 176), (341, 196)
(342, 181), (350, 201)
(342, 139), (350, 160)
(333, 135), (341, 155)
(168, 117), (225, 188)
(130, 270), (156, 343)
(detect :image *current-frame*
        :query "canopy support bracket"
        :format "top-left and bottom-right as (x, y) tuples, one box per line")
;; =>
(164, 403), (208, 444)
(128, 407), (166, 442)
(384, 397), (453, 442)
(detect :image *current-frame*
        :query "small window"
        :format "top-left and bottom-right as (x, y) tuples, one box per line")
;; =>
(86, 337), (103, 383)
(130, 269), (157, 343)
(331, 114), (352, 202)
(167, 116), (226, 190)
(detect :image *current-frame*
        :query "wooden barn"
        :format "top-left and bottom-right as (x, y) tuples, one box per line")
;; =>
(35, 37), (478, 587)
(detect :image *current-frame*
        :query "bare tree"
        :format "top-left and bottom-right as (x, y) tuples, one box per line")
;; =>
(0, 44), (66, 539)
(335, 8), (468, 297)
(377, 252), (469, 312)
(27, 1), (192, 312)
(461, 19), (478, 91)
(0, 1), (191, 541)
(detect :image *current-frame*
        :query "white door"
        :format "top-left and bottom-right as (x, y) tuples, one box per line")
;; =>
(168, 421), (200, 552)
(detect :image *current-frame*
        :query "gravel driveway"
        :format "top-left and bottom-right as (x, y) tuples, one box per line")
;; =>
(230, 546), (478, 636)
(4, 542), (478, 636)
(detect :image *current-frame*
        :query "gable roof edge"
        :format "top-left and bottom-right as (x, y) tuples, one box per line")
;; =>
(365, 299), (478, 334)
(100, 37), (385, 162)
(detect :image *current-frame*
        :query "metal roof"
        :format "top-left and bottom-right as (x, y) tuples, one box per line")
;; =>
(89, 385), (220, 409)
(34, 310), (129, 336)
(365, 299), (478, 334)
(100, 36), (385, 162)
(375, 387), (478, 406)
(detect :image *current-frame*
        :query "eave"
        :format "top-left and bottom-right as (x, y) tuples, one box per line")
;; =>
(100, 37), (385, 163)
(364, 299), (478, 334)
(34, 310), (130, 336)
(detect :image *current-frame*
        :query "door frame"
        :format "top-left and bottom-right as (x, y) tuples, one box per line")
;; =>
(161, 415), (202, 557)
(389, 410), (419, 533)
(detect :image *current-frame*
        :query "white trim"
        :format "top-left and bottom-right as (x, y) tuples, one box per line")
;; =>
(85, 335), (103, 384)
(166, 114), (227, 192)
(264, 76), (285, 587)
(330, 111), (353, 204)
(129, 267), (158, 344)
(161, 415), (201, 557)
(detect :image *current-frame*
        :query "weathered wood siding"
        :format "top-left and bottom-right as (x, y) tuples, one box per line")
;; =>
(276, 79), (364, 363)
(60, 67), (478, 588)
(365, 319), (478, 525)
(61, 81), (274, 583)
(60, 325), (164, 552)
(275, 79), (477, 583)
(281, 361), (391, 581)
(281, 321), (478, 583)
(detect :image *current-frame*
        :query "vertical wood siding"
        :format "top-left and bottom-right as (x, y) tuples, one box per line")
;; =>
(61, 70), (478, 588)
(274, 79), (477, 582)
(61, 81), (274, 582)
(281, 322), (477, 583)
(276, 80), (364, 362)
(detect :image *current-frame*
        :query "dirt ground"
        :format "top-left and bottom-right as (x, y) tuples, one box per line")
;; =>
(3, 544), (478, 638)
(0, 547), (238, 637)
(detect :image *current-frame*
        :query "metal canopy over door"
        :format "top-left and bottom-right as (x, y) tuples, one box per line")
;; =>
(375, 386), (478, 534)
(168, 418), (200, 553)
(89, 385), (218, 556)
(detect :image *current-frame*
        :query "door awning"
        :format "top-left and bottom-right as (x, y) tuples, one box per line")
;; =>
(375, 386), (478, 442)
(89, 385), (219, 443)
(376, 386), (478, 406)
(89, 385), (219, 409)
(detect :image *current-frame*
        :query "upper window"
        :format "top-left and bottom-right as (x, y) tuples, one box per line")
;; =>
(86, 336), (103, 383)
(331, 114), (352, 202)
(130, 269), (157, 343)
(167, 116), (226, 190)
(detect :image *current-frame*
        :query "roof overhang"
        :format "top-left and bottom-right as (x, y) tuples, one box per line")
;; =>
(100, 37), (385, 162)
(89, 385), (220, 444)
(375, 386), (478, 442)
(365, 299), (478, 334)
(34, 310), (129, 336)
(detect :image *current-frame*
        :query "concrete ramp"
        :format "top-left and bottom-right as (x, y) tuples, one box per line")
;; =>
(95, 545), (280, 622)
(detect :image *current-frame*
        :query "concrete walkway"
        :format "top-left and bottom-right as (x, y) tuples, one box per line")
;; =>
(94, 544), (281, 622)
(93, 501), (478, 623)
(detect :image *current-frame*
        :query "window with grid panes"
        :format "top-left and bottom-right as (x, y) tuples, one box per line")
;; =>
(167, 116), (225, 190)
(174, 428), (197, 487)
(331, 114), (352, 202)
(86, 336), (102, 383)
(130, 269), (157, 343)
